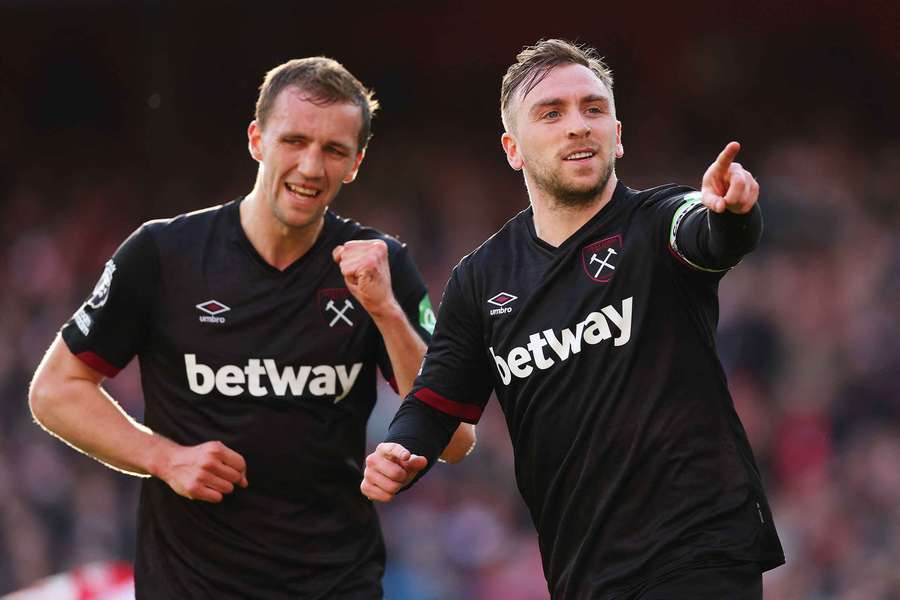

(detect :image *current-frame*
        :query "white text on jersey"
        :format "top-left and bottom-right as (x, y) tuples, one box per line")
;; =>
(489, 297), (633, 385)
(185, 354), (363, 402)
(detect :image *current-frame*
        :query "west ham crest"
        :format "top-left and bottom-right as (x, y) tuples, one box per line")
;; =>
(318, 288), (356, 329)
(581, 235), (623, 283)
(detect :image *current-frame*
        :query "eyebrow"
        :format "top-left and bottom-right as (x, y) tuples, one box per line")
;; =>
(582, 95), (610, 108)
(529, 94), (611, 115)
(280, 133), (353, 153)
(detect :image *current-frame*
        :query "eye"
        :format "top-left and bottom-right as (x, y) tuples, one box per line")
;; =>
(327, 146), (348, 157)
(543, 110), (561, 120)
(587, 106), (604, 114)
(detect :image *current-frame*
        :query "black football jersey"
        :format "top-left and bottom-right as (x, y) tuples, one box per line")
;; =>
(61, 199), (434, 599)
(409, 182), (784, 599)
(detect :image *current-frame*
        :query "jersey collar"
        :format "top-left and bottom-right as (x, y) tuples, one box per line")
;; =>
(525, 180), (629, 254)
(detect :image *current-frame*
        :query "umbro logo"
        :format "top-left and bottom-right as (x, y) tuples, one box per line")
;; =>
(197, 300), (230, 324)
(488, 292), (517, 316)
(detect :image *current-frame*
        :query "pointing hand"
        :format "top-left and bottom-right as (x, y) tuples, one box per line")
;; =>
(701, 141), (760, 215)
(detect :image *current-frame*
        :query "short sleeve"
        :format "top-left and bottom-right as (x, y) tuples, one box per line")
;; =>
(61, 225), (160, 377)
(376, 242), (433, 389)
(408, 266), (494, 424)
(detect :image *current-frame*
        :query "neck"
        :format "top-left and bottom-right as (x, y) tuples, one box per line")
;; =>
(529, 173), (618, 247)
(240, 184), (324, 271)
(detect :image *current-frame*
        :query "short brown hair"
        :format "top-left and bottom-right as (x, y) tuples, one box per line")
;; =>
(255, 57), (379, 151)
(500, 39), (614, 131)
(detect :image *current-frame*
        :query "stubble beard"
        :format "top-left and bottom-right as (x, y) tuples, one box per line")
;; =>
(532, 153), (616, 209)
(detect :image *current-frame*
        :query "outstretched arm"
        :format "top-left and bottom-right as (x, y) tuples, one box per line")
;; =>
(30, 336), (248, 503)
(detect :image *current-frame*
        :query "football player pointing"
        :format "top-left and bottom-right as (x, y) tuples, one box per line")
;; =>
(363, 39), (782, 599)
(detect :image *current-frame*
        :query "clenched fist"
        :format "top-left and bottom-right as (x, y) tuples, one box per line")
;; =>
(332, 239), (398, 318)
(154, 440), (248, 503)
(360, 442), (428, 502)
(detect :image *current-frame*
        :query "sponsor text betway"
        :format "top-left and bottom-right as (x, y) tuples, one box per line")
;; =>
(490, 297), (633, 385)
(185, 354), (362, 402)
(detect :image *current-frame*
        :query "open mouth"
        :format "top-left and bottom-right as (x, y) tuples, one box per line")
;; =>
(285, 182), (320, 198)
(563, 150), (596, 162)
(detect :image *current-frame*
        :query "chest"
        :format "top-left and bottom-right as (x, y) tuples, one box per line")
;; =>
(481, 224), (661, 360)
(147, 248), (377, 399)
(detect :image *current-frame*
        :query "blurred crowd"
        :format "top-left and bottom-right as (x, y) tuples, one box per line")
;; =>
(1, 127), (898, 599)
(2, 6), (900, 597)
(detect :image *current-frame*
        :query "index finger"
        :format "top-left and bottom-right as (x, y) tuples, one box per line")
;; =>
(376, 442), (411, 463)
(711, 141), (741, 174)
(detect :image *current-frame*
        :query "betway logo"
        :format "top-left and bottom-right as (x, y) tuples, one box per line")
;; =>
(490, 297), (633, 385)
(185, 354), (363, 403)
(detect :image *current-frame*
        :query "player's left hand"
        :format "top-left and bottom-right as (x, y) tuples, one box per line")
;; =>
(332, 240), (398, 318)
(701, 141), (759, 215)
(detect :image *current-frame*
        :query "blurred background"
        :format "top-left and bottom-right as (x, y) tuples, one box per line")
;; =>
(2, 1), (899, 598)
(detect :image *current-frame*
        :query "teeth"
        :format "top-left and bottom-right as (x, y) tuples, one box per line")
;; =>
(286, 182), (319, 197)
(565, 151), (594, 160)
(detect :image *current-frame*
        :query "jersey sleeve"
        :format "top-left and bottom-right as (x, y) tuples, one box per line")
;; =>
(376, 242), (434, 391)
(60, 225), (160, 377)
(650, 187), (761, 275)
(407, 265), (494, 424)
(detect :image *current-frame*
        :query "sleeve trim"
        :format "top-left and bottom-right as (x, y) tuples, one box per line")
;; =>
(668, 191), (730, 273)
(74, 351), (121, 378)
(414, 387), (483, 423)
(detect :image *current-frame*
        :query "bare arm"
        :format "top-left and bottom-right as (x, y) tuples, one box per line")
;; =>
(333, 240), (476, 462)
(29, 335), (247, 502)
(370, 306), (476, 463)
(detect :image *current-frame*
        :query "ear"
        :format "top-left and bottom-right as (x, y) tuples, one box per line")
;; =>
(342, 147), (367, 184)
(248, 120), (263, 162)
(501, 132), (523, 171)
(615, 120), (624, 159)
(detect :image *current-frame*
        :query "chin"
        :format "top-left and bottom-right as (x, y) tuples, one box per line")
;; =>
(560, 178), (604, 197)
(273, 204), (322, 230)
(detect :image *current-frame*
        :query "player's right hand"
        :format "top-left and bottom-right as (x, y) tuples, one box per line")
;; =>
(157, 441), (248, 503)
(360, 443), (427, 502)
(700, 141), (759, 215)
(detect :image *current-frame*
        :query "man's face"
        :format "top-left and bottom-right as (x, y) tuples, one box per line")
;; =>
(248, 86), (365, 230)
(502, 63), (623, 206)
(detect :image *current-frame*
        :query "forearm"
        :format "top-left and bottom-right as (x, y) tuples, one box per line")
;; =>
(677, 203), (763, 270)
(30, 377), (173, 477)
(385, 396), (460, 485)
(369, 302), (427, 397)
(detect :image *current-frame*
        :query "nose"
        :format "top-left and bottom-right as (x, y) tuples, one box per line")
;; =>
(567, 113), (591, 138)
(296, 147), (325, 179)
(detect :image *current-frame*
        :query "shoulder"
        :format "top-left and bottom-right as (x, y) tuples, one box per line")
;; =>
(330, 211), (407, 257)
(141, 201), (233, 247)
(454, 207), (531, 278)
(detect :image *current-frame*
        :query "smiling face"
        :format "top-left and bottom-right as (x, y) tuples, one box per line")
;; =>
(248, 85), (365, 231)
(502, 63), (624, 207)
